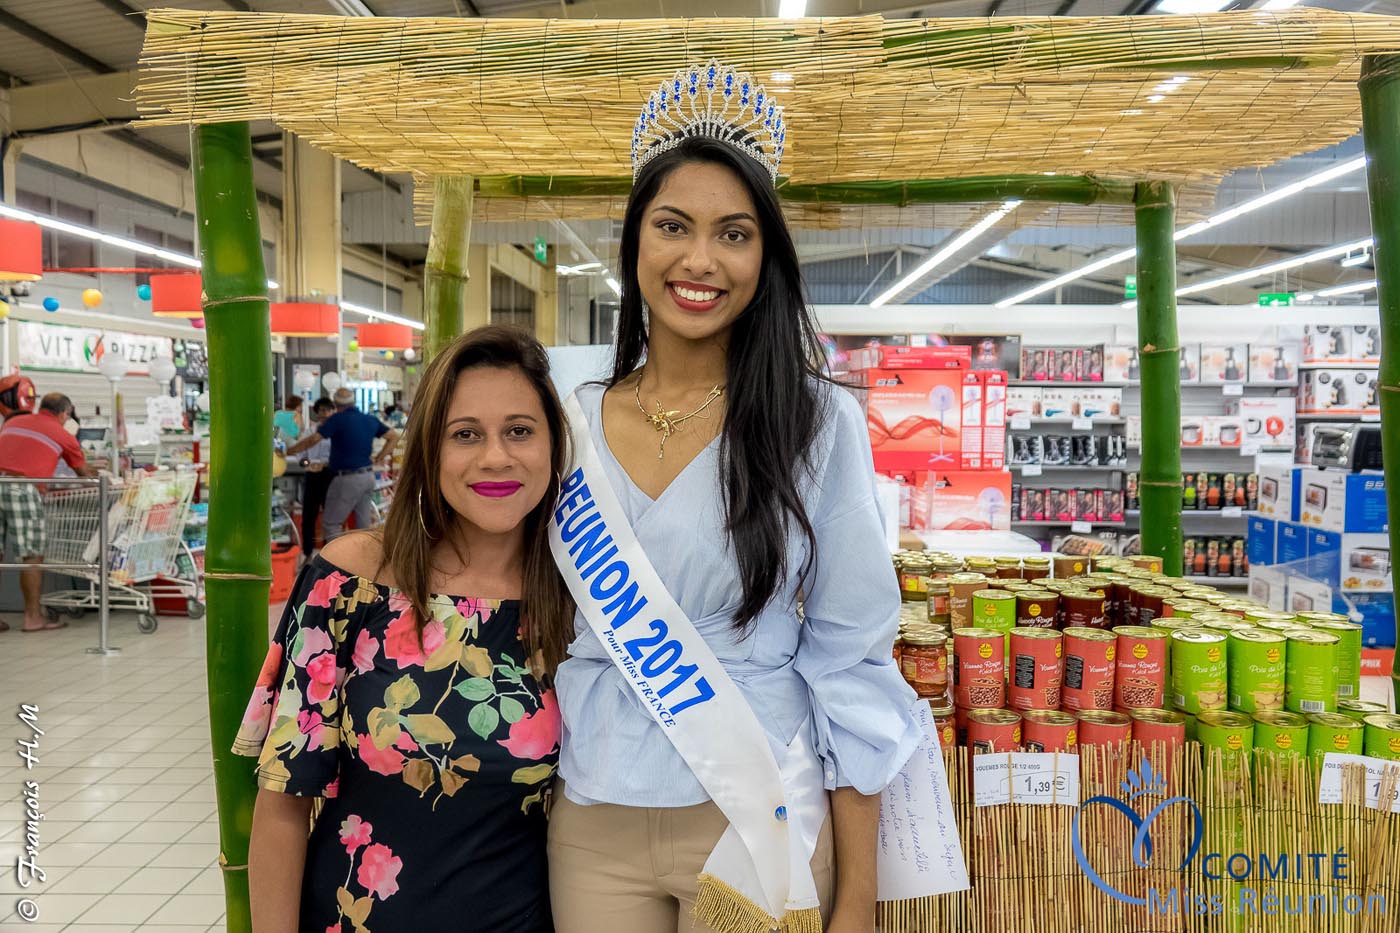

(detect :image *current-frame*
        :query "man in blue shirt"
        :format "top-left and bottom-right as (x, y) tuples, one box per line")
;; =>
(287, 388), (399, 541)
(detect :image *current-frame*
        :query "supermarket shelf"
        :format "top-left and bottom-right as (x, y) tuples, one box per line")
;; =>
(1014, 464), (1127, 472)
(1297, 412), (1379, 421)
(1009, 380), (1133, 388)
(1299, 362), (1379, 370)
(1180, 575), (1250, 588)
(1010, 418), (1126, 426)
(1126, 509), (1249, 520)
(1012, 520), (1127, 528)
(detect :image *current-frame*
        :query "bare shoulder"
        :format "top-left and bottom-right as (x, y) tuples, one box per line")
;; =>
(318, 532), (385, 582)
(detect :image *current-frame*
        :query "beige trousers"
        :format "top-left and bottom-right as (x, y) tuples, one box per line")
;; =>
(548, 786), (835, 933)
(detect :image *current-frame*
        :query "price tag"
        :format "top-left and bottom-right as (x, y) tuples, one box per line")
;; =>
(1221, 506), (1243, 518)
(1070, 520), (1092, 533)
(1071, 417), (1093, 431)
(1361, 414), (1381, 423)
(974, 752), (1081, 808)
(1020, 464), (1043, 476)
(1319, 753), (1400, 813)
(1010, 415), (1031, 430)
(1222, 384), (1245, 397)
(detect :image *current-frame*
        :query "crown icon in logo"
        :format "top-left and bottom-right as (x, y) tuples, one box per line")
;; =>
(1120, 758), (1169, 801)
(631, 60), (787, 184)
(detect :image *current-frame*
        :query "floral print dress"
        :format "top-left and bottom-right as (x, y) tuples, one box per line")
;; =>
(234, 556), (558, 933)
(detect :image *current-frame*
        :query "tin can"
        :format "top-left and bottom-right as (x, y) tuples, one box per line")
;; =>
(1253, 618), (1309, 634)
(994, 557), (1023, 580)
(1130, 554), (1164, 573)
(1307, 712), (1364, 761)
(1022, 557), (1051, 581)
(972, 589), (1017, 653)
(1170, 629), (1229, 714)
(952, 627), (1006, 709)
(1227, 629), (1287, 714)
(948, 573), (987, 627)
(1009, 628), (1064, 710)
(1061, 588), (1108, 629)
(1295, 611), (1350, 625)
(1151, 616), (1203, 633)
(1053, 554), (1090, 578)
(1197, 709), (1255, 754)
(899, 631), (949, 699)
(1163, 598), (1209, 620)
(925, 581), (952, 627)
(1243, 609), (1295, 626)
(929, 699), (956, 750)
(1252, 710), (1309, 758)
(1022, 709), (1078, 753)
(1015, 590), (1059, 628)
(1338, 699), (1391, 722)
(1196, 615), (1255, 634)
(900, 558), (932, 601)
(1310, 621), (1363, 700)
(1061, 627), (1117, 711)
(965, 557), (996, 575)
(1113, 625), (1169, 709)
(1362, 713), (1400, 762)
(1131, 708), (1187, 751)
(1285, 630), (1339, 715)
(1077, 710), (1132, 747)
(966, 708), (1021, 754)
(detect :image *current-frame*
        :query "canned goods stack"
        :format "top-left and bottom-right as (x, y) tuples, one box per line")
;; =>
(890, 550), (1379, 760)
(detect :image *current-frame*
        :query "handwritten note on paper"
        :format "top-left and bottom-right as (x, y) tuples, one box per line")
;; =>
(876, 703), (971, 901)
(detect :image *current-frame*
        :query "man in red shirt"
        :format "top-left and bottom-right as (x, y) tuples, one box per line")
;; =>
(0, 393), (99, 632)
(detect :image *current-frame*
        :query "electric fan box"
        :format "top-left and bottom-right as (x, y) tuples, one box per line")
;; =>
(921, 470), (1013, 532)
(856, 368), (978, 472)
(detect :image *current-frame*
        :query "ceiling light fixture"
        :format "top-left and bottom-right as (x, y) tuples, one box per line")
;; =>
(778, 0), (807, 17)
(327, 0), (375, 16)
(871, 200), (1021, 308)
(1315, 279), (1377, 298)
(1155, 0), (1232, 13)
(340, 301), (425, 330)
(1175, 237), (1374, 297)
(1259, 0), (1303, 10)
(1340, 249), (1370, 268)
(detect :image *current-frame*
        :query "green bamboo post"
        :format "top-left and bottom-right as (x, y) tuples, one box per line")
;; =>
(194, 121), (272, 933)
(1134, 181), (1183, 576)
(1358, 55), (1400, 706)
(423, 174), (474, 361)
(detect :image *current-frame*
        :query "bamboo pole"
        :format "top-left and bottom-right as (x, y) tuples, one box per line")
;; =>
(194, 121), (272, 933)
(1358, 54), (1400, 709)
(423, 174), (474, 362)
(1134, 181), (1184, 576)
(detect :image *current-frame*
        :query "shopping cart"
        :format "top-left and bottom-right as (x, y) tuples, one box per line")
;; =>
(40, 468), (199, 634)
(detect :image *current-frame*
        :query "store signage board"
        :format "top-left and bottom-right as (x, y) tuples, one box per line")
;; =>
(973, 752), (1080, 807)
(1318, 753), (1400, 813)
(876, 703), (971, 899)
(1258, 292), (1294, 306)
(17, 320), (172, 375)
(1124, 275), (1136, 299)
(534, 236), (548, 263)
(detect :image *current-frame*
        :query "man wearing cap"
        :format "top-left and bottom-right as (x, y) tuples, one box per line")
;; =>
(0, 393), (100, 633)
(287, 388), (398, 543)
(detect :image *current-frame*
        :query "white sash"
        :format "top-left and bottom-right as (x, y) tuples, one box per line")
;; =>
(551, 393), (824, 931)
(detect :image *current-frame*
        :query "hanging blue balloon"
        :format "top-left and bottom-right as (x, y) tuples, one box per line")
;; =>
(136, 284), (152, 301)
(42, 297), (60, 312)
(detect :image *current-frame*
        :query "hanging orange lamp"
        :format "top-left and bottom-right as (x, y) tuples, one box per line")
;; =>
(270, 302), (340, 337)
(150, 272), (205, 318)
(0, 218), (43, 282)
(355, 322), (413, 350)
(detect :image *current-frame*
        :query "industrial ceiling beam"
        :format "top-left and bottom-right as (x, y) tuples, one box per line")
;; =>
(92, 0), (146, 28)
(0, 9), (115, 74)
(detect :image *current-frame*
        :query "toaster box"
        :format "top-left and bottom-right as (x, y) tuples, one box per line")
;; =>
(1286, 575), (1334, 615)
(1300, 368), (1379, 415)
(1199, 343), (1249, 383)
(1178, 344), (1201, 384)
(1040, 388), (1076, 421)
(1075, 388), (1123, 420)
(1229, 396), (1296, 452)
(1297, 421), (1352, 465)
(1296, 468), (1389, 533)
(1338, 592), (1396, 647)
(981, 371), (1008, 470)
(1249, 567), (1288, 611)
(1302, 325), (1352, 364)
(1256, 466), (1301, 520)
(1338, 534), (1392, 592)
(1305, 528), (1343, 587)
(1277, 521), (1309, 566)
(1247, 342), (1301, 385)
(857, 368), (972, 472)
(923, 470), (1013, 532)
(1104, 344), (1139, 383)
(1247, 515), (1277, 567)
(1006, 387), (1042, 421)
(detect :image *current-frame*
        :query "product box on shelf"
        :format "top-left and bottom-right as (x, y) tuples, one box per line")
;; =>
(1039, 388), (1075, 420)
(1076, 388), (1123, 420)
(1345, 325), (1382, 365)
(1337, 592), (1396, 647)
(1178, 344), (1201, 384)
(1006, 387), (1042, 420)
(1300, 368), (1379, 415)
(1249, 567), (1288, 611)
(930, 334), (1022, 373)
(982, 371), (1008, 470)
(1229, 396), (1296, 452)
(1296, 469), (1388, 533)
(1103, 344), (1139, 383)
(847, 344), (969, 371)
(1019, 486), (1047, 522)
(1286, 575), (1333, 614)
(1297, 421), (1354, 465)
(1302, 325), (1351, 364)
(1200, 344), (1249, 383)
(1247, 343), (1301, 385)
(857, 369), (970, 472)
(960, 371), (984, 471)
(1256, 466), (1301, 520)
(1277, 521), (1308, 566)
(1304, 528), (1343, 587)
(1338, 534), (1393, 592)
(1203, 416), (1244, 449)
(922, 470), (1013, 531)
(1019, 346), (1104, 383)
(1247, 515), (1277, 567)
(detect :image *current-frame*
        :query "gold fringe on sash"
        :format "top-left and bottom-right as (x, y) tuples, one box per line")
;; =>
(694, 874), (823, 933)
(874, 895), (947, 932)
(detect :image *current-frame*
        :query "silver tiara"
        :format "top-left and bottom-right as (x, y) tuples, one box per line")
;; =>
(631, 60), (787, 184)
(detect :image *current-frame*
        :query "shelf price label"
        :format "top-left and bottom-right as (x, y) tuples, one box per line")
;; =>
(1221, 506), (1243, 518)
(1070, 520), (1092, 533)
(1071, 417), (1093, 431)
(1010, 415), (1031, 430)
(1020, 464), (1043, 476)
(974, 753), (1081, 807)
(1319, 754), (1400, 813)
(1222, 384), (1245, 397)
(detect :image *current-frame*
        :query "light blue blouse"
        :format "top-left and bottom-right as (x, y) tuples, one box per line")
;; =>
(556, 381), (922, 808)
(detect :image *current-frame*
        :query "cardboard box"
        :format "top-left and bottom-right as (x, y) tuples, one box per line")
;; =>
(933, 334), (1022, 373)
(1040, 388), (1075, 421)
(1360, 647), (1395, 676)
(849, 345), (969, 371)
(1076, 388), (1123, 420)
(1345, 325), (1382, 365)
(1248, 342), (1301, 385)
(1297, 469), (1389, 533)
(1178, 344), (1201, 384)
(1006, 387), (1042, 420)
(1300, 368), (1379, 415)
(924, 470), (1013, 531)
(1204, 416), (1244, 449)
(1305, 528), (1343, 587)
(1302, 325), (1351, 364)
(1200, 344), (1249, 383)
(1104, 344), (1139, 383)
(1181, 417), (1206, 449)
(1247, 515), (1277, 567)
(1249, 567), (1287, 611)
(1257, 466), (1300, 520)
(1230, 396), (1296, 452)
(859, 369), (968, 472)
(1277, 521), (1309, 566)
(1339, 533), (1392, 592)
(1286, 575), (1333, 614)
(1297, 421), (1353, 465)
(1340, 593), (1396, 647)
(960, 371), (984, 471)
(982, 371), (1007, 471)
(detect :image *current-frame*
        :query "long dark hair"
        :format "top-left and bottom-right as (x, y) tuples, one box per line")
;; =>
(380, 326), (573, 674)
(613, 135), (829, 629)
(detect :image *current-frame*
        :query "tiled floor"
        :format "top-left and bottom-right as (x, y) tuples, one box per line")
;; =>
(0, 611), (227, 932)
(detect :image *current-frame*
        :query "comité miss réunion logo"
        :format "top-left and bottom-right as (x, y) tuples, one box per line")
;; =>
(1071, 757), (1387, 919)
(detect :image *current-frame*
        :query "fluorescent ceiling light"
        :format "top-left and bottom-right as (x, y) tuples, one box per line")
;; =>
(778, 0), (806, 17)
(871, 201), (1021, 308)
(1340, 250), (1369, 268)
(1295, 292), (1316, 301)
(1259, 0), (1302, 9)
(995, 156), (1367, 307)
(327, 0), (375, 15)
(1176, 237), (1373, 297)
(0, 202), (201, 269)
(1155, 0), (1232, 12)
(605, 277), (622, 296)
(341, 301), (426, 330)
(1316, 279), (1377, 298)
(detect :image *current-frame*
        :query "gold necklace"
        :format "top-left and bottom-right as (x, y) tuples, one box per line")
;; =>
(634, 376), (724, 460)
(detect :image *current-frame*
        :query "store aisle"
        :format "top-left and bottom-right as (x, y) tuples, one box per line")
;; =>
(0, 614), (226, 931)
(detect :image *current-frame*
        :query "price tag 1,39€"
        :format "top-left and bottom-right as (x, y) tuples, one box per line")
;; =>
(973, 752), (1081, 807)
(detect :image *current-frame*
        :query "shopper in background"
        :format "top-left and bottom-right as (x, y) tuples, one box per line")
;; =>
(297, 397), (335, 564)
(272, 395), (303, 443)
(235, 326), (571, 933)
(0, 393), (101, 633)
(286, 388), (398, 541)
(548, 64), (920, 933)
(382, 403), (407, 430)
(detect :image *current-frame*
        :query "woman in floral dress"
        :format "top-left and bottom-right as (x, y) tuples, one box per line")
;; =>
(233, 326), (574, 933)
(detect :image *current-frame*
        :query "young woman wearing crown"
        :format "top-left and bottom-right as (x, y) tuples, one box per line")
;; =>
(547, 62), (924, 933)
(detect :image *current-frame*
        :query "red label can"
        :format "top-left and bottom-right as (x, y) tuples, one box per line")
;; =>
(1130, 708), (1187, 751)
(1015, 590), (1060, 628)
(1022, 709), (1078, 753)
(1076, 710), (1133, 747)
(1009, 628), (1064, 710)
(1061, 627), (1117, 711)
(953, 627), (1006, 709)
(1113, 625), (1169, 709)
(967, 708), (1022, 754)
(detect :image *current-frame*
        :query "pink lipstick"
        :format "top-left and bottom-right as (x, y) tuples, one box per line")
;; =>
(470, 482), (523, 498)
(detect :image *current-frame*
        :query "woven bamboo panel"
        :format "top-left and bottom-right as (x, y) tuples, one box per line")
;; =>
(137, 8), (1400, 187)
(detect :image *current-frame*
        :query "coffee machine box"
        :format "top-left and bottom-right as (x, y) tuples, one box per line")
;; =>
(1344, 325), (1382, 365)
(1302, 325), (1352, 364)
(1247, 342), (1301, 385)
(1200, 344), (1249, 383)
(1300, 368), (1379, 415)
